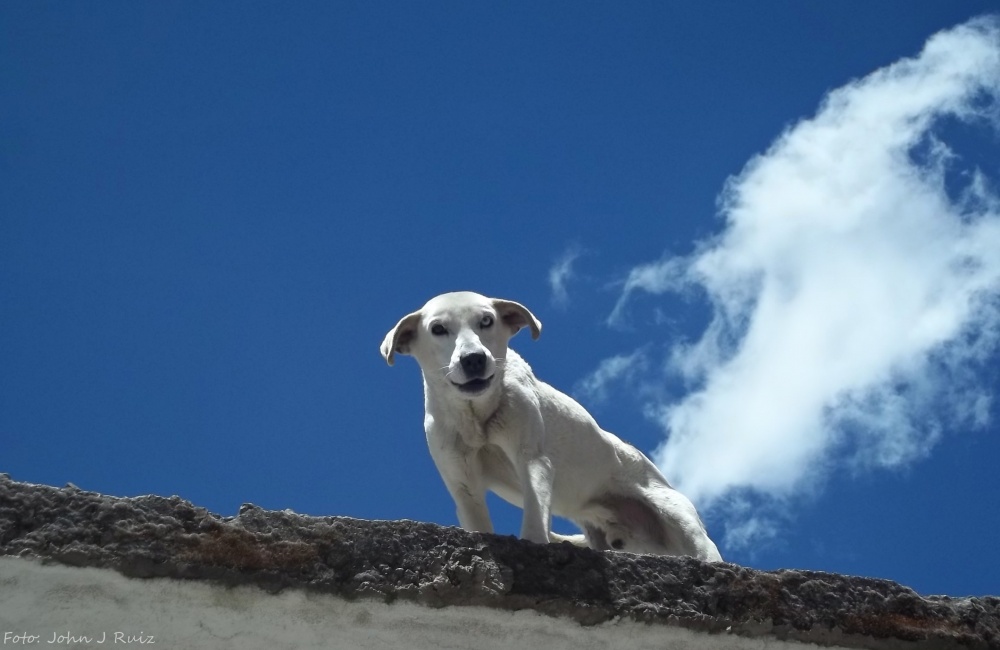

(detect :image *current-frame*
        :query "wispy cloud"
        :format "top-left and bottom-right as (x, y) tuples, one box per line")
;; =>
(608, 256), (688, 327)
(722, 514), (780, 553)
(609, 18), (1000, 535)
(574, 348), (648, 404)
(548, 244), (585, 307)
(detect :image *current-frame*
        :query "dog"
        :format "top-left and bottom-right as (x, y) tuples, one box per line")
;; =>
(380, 291), (722, 561)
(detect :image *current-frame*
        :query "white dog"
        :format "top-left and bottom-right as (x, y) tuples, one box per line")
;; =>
(381, 291), (722, 561)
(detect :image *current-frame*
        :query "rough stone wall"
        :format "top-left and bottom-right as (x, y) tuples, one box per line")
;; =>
(0, 475), (996, 649)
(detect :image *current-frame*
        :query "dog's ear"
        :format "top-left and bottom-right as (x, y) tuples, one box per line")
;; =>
(492, 299), (542, 340)
(380, 310), (421, 366)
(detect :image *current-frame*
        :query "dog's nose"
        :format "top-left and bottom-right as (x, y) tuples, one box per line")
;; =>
(460, 352), (488, 378)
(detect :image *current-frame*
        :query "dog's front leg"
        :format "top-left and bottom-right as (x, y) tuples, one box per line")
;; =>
(517, 454), (553, 544)
(428, 442), (494, 533)
(447, 479), (493, 533)
(495, 403), (554, 545)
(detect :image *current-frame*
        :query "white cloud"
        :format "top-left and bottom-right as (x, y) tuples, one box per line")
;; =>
(611, 18), (1000, 531)
(722, 515), (780, 553)
(574, 348), (648, 404)
(548, 244), (585, 307)
(608, 256), (688, 326)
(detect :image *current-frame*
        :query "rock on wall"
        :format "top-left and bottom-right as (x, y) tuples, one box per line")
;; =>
(0, 475), (997, 649)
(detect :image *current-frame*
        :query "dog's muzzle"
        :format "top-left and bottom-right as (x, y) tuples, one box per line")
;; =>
(452, 351), (494, 394)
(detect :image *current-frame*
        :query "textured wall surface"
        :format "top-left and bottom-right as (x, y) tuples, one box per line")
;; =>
(1, 475), (997, 649)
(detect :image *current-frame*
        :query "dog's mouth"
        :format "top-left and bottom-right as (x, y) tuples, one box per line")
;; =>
(451, 375), (494, 394)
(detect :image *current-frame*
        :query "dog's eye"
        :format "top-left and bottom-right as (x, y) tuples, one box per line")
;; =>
(431, 324), (447, 336)
(611, 539), (624, 550)
(480, 314), (494, 329)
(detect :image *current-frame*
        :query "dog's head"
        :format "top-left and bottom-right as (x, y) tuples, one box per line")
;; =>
(380, 291), (541, 398)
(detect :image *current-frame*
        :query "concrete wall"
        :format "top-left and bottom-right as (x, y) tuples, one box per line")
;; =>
(1, 476), (996, 649)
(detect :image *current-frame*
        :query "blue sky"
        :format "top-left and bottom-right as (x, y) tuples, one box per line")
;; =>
(3, 3), (999, 598)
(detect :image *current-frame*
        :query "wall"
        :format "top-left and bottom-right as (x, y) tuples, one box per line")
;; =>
(1, 476), (996, 649)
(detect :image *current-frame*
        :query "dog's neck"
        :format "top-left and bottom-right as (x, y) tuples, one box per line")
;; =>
(422, 375), (505, 449)
(468, 387), (503, 422)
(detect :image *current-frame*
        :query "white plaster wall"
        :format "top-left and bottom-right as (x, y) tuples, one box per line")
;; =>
(0, 557), (842, 650)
